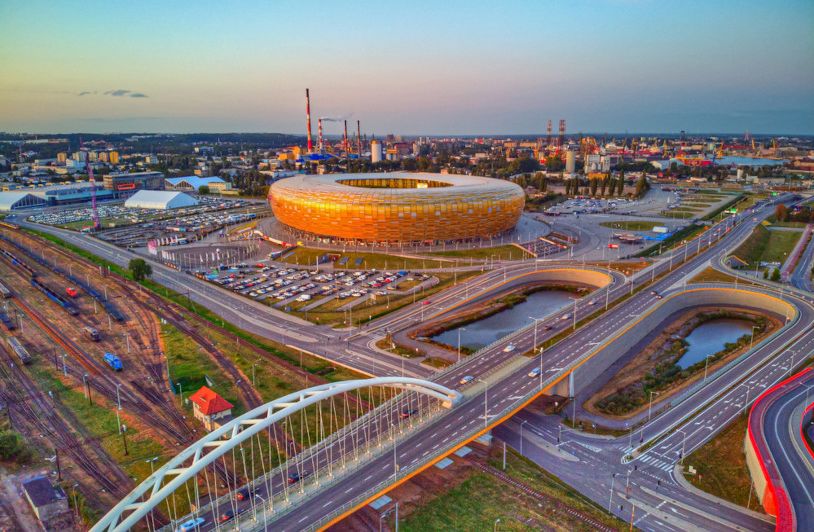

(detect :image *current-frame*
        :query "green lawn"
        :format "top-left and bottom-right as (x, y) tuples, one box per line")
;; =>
(683, 414), (761, 511)
(402, 449), (624, 531)
(282, 247), (451, 270)
(731, 225), (802, 268)
(599, 220), (660, 231)
(425, 244), (533, 261)
(161, 322), (243, 412)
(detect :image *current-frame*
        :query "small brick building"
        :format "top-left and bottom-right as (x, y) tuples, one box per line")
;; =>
(22, 476), (72, 531)
(189, 386), (233, 431)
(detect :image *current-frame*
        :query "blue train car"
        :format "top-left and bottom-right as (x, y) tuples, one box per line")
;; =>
(103, 352), (123, 371)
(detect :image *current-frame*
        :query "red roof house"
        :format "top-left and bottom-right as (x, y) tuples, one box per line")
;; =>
(188, 386), (233, 430)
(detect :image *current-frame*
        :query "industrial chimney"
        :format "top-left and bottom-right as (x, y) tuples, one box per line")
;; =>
(305, 89), (314, 153)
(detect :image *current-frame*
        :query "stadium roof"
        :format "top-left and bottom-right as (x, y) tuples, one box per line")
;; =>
(123, 190), (199, 210)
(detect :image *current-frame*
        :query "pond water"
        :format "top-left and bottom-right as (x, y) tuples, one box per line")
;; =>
(676, 318), (754, 369)
(431, 290), (574, 351)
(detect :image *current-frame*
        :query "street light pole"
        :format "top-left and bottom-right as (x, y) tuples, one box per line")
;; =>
(647, 391), (660, 422)
(519, 419), (528, 455)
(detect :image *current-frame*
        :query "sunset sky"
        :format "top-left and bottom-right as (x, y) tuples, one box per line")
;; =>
(1, 0), (812, 134)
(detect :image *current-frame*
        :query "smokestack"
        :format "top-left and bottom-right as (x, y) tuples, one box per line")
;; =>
(558, 119), (566, 148)
(317, 118), (324, 153)
(546, 119), (552, 145)
(305, 89), (313, 153)
(343, 120), (349, 153)
(357, 120), (362, 156)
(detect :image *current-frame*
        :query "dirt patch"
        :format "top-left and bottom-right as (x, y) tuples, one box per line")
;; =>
(584, 308), (779, 419)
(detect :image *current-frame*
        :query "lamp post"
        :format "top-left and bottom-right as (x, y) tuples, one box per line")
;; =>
(529, 316), (544, 351)
(749, 325), (759, 350)
(477, 378), (489, 428)
(457, 327), (466, 363)
(647, 391), (660, 422)
(703, 354), (714, 382)
(519, 419), (528, 455)
(569, 297), (578, 330)
(494, 518), (501, 531)
(608, 473), (616, 512)
(677, 428), (687, 465)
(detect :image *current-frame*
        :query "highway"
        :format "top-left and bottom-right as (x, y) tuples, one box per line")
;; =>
(749, 368), (814, 530)
(15, 194), (811, 531)
(790, 225), (814, 292)
(258, 196), (809, 530)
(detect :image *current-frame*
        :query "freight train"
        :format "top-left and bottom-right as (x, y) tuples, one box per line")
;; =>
(6, 337), (32, 364)
(0, 279), (11, 298)
(30, 278), (79, 316)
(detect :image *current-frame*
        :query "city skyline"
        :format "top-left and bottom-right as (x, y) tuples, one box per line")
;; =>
(2, 0), (813, 134)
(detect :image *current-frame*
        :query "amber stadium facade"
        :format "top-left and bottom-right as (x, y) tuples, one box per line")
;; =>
(269, 172), (525, 243)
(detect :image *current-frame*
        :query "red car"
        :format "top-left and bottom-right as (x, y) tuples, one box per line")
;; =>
(66, 287), (79, 298)
(219, 510), (234, 523)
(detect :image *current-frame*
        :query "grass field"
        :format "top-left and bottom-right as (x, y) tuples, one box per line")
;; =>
(402, 449), (624, 531)
(731, 225), (802, 269)
(426, 244), (533, 261)
(683, 414), (762, 512)
(281, 247), (451, 270)
(689, 267), (758, 285)
(599, 220), (660, 231)
(161, 321), (243, 412)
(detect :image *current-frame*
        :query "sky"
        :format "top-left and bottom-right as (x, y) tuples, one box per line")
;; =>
(1, 0), (813, 135)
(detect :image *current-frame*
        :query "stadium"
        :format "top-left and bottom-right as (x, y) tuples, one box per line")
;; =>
(269, 172), (525, 243)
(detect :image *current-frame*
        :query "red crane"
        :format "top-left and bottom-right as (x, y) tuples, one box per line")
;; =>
(84, 150), (101, 231)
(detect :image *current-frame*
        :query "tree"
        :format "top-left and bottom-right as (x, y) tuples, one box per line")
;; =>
(770, 268), (781, 282)
(129, 258), (153, 282)
(589, 178), (598, 197)
(775, 204), (788, 222)
(618, 172), (626, 196)
(635, 173), (649, 197)
(198, 185), (210, 195)
(600, 176), (608, 197)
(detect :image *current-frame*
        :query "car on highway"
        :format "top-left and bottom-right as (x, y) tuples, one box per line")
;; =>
(459, 375), (474, 385)
(235, 488), (255, 501)
(400, 408), (418, 419)
(561, 314), (571, 321)
(177, 517), (206, 532)
(503, 344), (516, 353)
(528, 367), (542, 378)
(218, 510), (234, 523)
(288, 472), (308, 484)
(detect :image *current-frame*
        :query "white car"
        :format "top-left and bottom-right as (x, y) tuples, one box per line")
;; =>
(459, 375), (474, 385)
(503, 344), (516, 353)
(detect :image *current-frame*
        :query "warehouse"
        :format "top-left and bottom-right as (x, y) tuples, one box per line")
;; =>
(124, 190), (199, 210)
(0, 191), (47, 211)
(165, 175), (231, 193)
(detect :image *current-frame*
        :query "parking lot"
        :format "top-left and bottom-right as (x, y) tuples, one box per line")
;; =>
(199, 261), (429, 313)
(27, 196), (254, 230)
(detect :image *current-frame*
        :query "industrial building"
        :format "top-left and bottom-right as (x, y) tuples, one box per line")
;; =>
(269, 172), (524, 243)
(103, 171), (165, 193)
(124, 190), (199, 210)
(165, 175), (230, 193)
(0, 183), (116, 211)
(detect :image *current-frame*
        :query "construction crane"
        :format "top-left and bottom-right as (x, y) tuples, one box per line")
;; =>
(84, 150), (101, 231)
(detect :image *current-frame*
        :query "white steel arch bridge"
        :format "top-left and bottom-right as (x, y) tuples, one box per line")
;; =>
(92, 377), (462, 532)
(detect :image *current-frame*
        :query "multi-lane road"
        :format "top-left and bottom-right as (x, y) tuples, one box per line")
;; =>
(12, 194), (813, 531)
(748, 368), (814, 529)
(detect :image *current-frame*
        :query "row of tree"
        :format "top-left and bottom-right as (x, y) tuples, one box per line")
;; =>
(775, 204), (814, 223)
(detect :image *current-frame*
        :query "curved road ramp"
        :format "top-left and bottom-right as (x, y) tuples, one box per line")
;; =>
(745, 367), (814, 531)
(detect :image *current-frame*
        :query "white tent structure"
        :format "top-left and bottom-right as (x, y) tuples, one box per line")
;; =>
(123, 190), (199, 210)
(0, 191), (46, 211)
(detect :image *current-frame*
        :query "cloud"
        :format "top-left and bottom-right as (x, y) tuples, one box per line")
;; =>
(78, 89), (148, 98)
